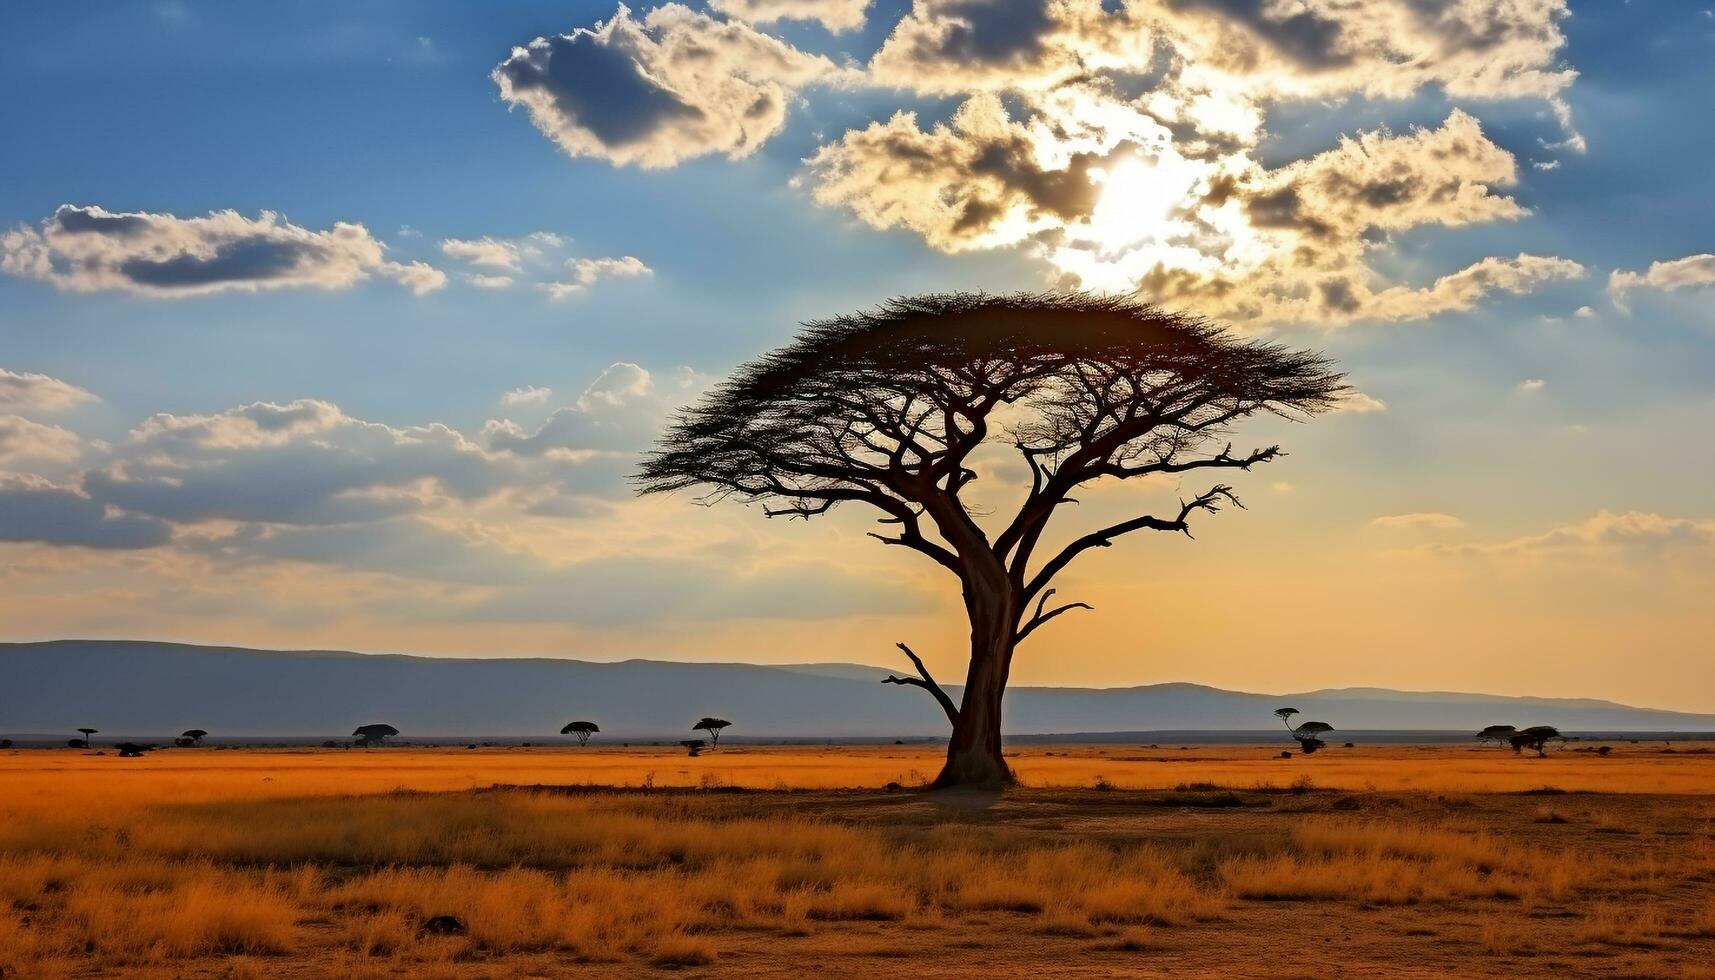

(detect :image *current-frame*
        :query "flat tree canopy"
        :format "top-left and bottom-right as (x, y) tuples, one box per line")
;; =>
(561, 721), (600, 745)
(639, 292), (1343, 787)
(693, 718), (732, 747)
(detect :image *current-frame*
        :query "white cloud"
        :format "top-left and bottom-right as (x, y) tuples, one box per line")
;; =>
(1518, 378), (1546, 392)
(1609, 253), (1715, 310)
(440, 236), (523, 270)
(468, 273), (516, 290)
(492, 4), (841, 169)
(1573, 305), (1596, 319)
(577, 362), (654, 410)
(437, 232), (569, 275)
(0, 368), (96, 414)
(1435, 511), (1715, 564)
(84, 399), (512, 526)
(1371, 513), (1467, 531)
(710, 0), (871, 32)
(485, 362), (705, 456)
(501, 385), (554, 407)
(813, 96), (1582, 326)
(0, 415), (82, 464)
(1333, 390), (1388, 414)
(542, 255), (653, 299)
(0, 205), (445, 298)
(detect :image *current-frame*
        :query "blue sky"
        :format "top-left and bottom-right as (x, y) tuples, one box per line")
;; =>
(1, 0), (1712, 707)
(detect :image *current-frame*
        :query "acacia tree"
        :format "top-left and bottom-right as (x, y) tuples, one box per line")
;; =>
(1273, 707), (1300, 733)
(561, 721), (600, 746)
(1510, 725), (1562, 757)
(1293, 720), (1334, 754)
(352, 723), (399, 747)
(1477, 724), (1517, 748)
(693, 718), (732, 748)
(638, 293), (1343, 787)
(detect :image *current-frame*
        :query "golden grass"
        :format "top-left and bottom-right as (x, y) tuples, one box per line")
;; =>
(1, 746), (1709, 975)
(1220, 819), (1628, 905)
(0, 788), (1231, 972)
(5, 742), (1714, 816)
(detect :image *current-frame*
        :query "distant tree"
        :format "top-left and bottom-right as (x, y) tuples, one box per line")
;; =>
(638, 293), (1344, 787)
(180, 729), (208, 746)
(75, 728), (97, 749)
(693, 718), (731, 748)
(1510, 725), (1562, 757)
(680, 739), (707, 757)
(1477, 725), (1517, 748)
(1273, 707), (1300, 733)
(116, 742), (152, 758)
(561, 721), (600, 746)
(352, 723), (399, 747)
(1292, 721), (1334, 754)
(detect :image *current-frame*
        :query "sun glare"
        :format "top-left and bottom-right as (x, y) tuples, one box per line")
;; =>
(1087, 158), (1186, 250)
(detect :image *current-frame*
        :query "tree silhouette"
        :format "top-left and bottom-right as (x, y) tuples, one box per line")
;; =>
(75, 728), (97, 749)
(1273, 707), (1300, 733)
(1476, 725), (1517, 748)
(1292, 720), (1334, 754)
(352, 723), (399, 747)
(561, 721), (600, 746)
(693, 718), (731, 748)
(180, 729), (208, 746)
(1509, 725), (1562, 757)
(640, 293), (1343, 787)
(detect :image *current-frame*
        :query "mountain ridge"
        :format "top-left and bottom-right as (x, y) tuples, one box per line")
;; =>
(5, 639), (1711, 737)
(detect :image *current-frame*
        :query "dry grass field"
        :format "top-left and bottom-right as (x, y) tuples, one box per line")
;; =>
(3, 743), (1713, 978)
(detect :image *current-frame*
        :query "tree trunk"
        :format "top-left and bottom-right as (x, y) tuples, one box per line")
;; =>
(933, 576), (1017, 788)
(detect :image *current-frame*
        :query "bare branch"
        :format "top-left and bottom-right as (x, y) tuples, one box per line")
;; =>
(1015, 588), (1094, 643)
(1093, 443), (1281, 479)
(1022, 485), (1242, 603)
(881, 642), (960, 725)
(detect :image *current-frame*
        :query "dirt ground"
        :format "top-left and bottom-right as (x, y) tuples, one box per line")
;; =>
(2, 745), (1712, 978)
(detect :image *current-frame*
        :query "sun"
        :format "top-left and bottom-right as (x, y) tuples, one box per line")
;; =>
(1085, 156), (1195, 252)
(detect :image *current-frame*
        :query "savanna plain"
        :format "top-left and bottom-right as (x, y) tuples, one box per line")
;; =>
(3, 744), (1713, 978)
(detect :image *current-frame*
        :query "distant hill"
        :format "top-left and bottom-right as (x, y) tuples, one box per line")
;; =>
(4, 639), (1713, 739)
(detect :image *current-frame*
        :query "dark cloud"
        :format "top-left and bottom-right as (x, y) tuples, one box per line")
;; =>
(492, 4), (837, 168)
(494, 30), (704, 150)
(119, 238), (313, 290)
(0, 477), (172, 550)
(0, 205), (444, 297)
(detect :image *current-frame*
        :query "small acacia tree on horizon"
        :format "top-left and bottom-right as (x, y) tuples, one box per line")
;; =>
(638, 293), (1343, 788)
(1477, 724), (1517, 748)
(561, 721), (600, 746)
(1510, 725), (1562, 757)
(693, 718), (731, 748)
(352, 723), (399, 747)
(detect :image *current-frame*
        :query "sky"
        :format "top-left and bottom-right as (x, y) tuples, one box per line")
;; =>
(1, 0), (1712, 710)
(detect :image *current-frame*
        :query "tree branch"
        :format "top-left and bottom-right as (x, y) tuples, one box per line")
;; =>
(1093, 443), (1281, 479)
(1022, 485), (1242, 603)
(880, 642), (960, 725)
(1015, 588), (1094, 643)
